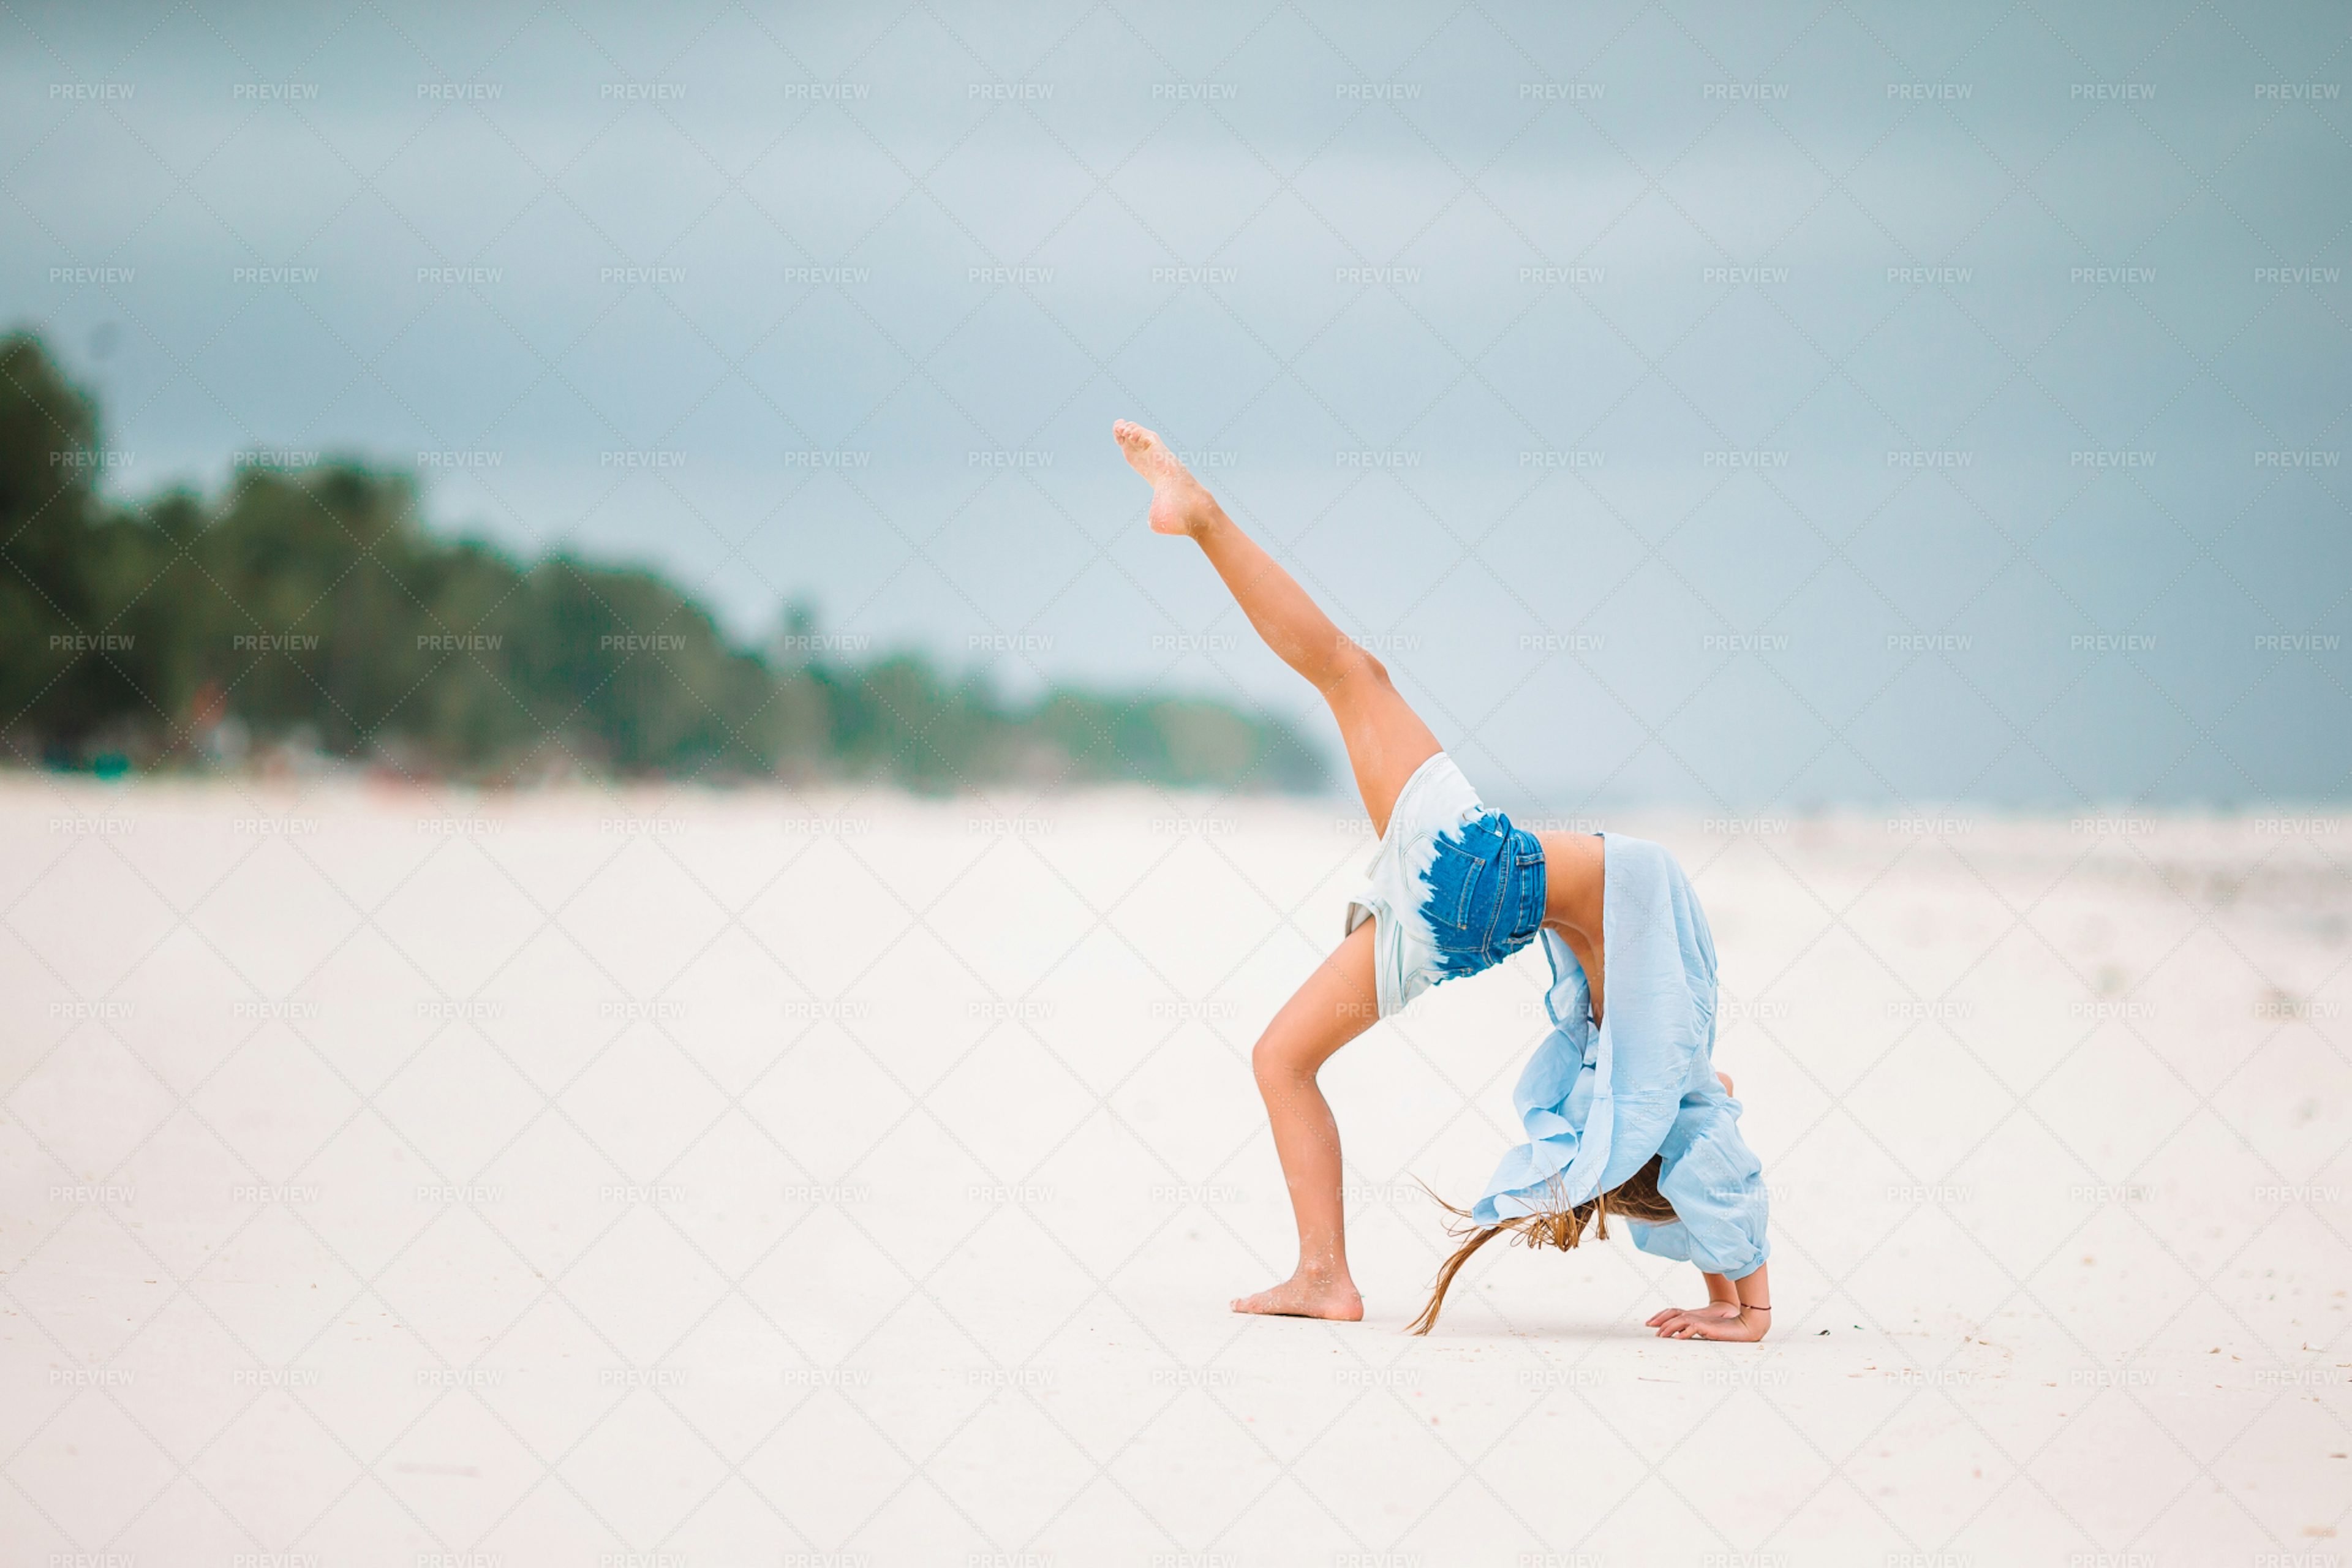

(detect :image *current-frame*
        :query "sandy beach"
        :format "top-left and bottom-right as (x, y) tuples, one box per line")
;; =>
(2, 777), (2345, 1564)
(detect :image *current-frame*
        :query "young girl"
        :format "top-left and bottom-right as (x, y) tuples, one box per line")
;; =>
(1114, 420), (1773, 1342)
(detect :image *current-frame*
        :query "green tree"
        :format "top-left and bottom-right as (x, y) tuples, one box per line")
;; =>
(0, 327), (1324, 794)
(0, 331), (119, 752)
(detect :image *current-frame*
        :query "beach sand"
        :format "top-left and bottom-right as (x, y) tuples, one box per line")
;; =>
(2, 777), (2345, 1563)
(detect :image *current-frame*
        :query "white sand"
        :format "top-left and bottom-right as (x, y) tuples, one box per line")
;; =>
(2, 777), (2346, 1563)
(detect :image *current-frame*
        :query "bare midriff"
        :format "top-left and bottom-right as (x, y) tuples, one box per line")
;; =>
(1533, 830), (1606, 1023)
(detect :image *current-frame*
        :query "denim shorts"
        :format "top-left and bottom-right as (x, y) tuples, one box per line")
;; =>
(1343, 753), (1548, 1017)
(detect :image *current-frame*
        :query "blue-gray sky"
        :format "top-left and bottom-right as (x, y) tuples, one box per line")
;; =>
(5, 0), (2348, 810)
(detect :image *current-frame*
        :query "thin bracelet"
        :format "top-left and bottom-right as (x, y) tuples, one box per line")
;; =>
(1742, 1303), (1770, 1310)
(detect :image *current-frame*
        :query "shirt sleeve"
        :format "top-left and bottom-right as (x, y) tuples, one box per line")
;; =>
(1472, 837), (1733, 1226)
(1628, 1086), (1771, 1280)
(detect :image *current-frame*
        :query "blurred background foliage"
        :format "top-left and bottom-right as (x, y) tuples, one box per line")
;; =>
(0, 328), (1322, 793)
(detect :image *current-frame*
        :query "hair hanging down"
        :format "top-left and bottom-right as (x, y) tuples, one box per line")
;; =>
(1406, 1155), (1679, 1336)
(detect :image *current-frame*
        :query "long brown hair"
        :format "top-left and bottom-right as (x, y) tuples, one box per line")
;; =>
(1406, 1155), (1678, 1335)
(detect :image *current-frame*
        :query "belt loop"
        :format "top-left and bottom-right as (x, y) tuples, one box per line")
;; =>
(1520, 828), (1547, 940)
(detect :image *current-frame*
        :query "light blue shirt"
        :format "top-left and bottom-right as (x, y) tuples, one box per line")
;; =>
(1470, 832), (1771, 1280)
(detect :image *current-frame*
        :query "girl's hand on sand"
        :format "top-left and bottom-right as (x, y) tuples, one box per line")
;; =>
(1651, 1306), (1769, 1341)
(1646, 1300), (1741, 1329)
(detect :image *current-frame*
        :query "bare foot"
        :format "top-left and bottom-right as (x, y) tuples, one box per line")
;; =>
(1112, 420), (1221, 537)
(1231, 1271), (1364, 1321)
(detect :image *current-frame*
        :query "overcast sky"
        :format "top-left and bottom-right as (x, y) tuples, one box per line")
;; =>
(4, 0), (2347, 810)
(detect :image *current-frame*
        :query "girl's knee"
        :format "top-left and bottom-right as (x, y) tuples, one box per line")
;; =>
(1252, 1033), (1314, 1090)
(1320, 636), (1388, 695)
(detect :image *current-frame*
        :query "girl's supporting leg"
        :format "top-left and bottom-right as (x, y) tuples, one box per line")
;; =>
(1113, 420), (1442, 1319)
(1232, 919), (1379, 1319)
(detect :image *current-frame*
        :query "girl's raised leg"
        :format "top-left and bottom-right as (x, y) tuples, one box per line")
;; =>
(1113, 419), (1441, 1319)
(1112, 420), (1439, 833)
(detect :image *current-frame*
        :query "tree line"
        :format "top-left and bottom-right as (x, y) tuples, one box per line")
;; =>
(0, 330), (1321, 793)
